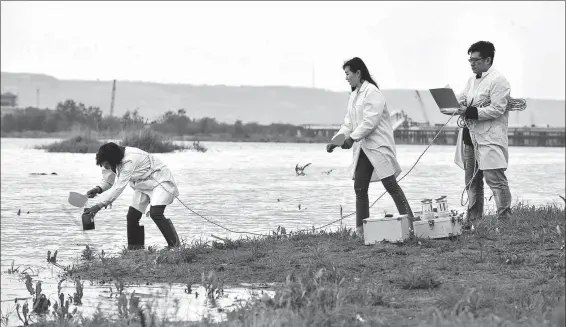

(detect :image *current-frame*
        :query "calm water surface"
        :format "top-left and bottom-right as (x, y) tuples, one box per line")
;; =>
(1, 138), (564, 324)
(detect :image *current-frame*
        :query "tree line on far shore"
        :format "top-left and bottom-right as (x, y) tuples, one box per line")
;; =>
(0, 99), (306, 138)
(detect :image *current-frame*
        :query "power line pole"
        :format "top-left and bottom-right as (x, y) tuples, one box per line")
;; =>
(36, 88), (40, 108)
(110, 79), (116, 116)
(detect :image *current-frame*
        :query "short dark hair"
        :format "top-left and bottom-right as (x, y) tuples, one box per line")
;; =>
(468, 41), (495, 64)
(95, 142), (125, 168)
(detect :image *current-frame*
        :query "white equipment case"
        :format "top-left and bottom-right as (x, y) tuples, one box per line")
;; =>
(363, 214), (411, 245)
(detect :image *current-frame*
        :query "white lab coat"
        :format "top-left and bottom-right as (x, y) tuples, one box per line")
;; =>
(454, 67), (511, 170)
(335, 81), (402, 182)
(95, 147), (179, 213)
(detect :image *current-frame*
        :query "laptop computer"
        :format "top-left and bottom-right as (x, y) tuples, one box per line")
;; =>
(429, 88), (461, 109)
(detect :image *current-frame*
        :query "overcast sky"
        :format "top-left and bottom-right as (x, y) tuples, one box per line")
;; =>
(1, 1), (564, 99)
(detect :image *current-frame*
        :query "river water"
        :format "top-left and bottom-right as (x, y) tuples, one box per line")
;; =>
(1, 138), (564, 325)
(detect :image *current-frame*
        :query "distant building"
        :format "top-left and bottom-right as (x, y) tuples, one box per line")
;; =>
(1, 92), (19, 116)
(1, 92), (18, 107)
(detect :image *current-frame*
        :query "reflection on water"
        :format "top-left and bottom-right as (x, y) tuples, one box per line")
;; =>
(1, 267), (274, 326)
(1, 138), (564, 324)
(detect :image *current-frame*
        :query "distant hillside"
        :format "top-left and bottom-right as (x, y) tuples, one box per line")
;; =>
(1, 72), (564, 127)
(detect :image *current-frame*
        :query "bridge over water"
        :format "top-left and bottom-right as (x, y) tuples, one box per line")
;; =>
(299, 113), (565, 147)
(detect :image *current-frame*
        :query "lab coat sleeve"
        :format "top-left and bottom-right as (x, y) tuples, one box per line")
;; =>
(349, 90), (385, 141)
(336, 108), (353, 138)
(95, 161), (136, 208)
(98, 168), (116, 192)
(476, 76), (511, 121)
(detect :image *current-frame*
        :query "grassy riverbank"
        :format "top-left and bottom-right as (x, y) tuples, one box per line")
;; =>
(39, 202), (565, 327)
(33, 129), (204, 153)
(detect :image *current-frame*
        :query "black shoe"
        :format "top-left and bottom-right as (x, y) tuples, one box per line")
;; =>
(462, 219), (474, 231)
(127, 225), (145, 250)
(154, 219), (180, 248)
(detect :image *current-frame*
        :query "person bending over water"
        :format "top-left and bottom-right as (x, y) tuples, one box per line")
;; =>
(327, 57), (414, 236)
(84, 142), (181, 249)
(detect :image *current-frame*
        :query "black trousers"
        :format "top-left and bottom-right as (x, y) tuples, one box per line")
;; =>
(354, 150), (414, 227)
(127, 205), (168, 226)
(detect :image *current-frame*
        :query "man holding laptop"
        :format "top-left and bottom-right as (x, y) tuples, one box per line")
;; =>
(437, 41), (514, 223)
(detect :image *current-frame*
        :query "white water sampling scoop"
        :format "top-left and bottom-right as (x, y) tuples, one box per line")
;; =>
(68, 192), (88, 208)
(331, 133), (346, 146)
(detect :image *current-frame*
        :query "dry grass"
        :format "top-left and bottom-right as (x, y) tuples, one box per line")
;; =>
(120, 129), (190, 153)
(16, 203), (566, 326)
(33, 129), (207, 154)
(35, 134), (104, 153)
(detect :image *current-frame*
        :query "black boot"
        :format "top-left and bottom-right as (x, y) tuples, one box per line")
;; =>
(126, 207), (145, 250)
(150, 205), (180, 248)
(127, 226), (145, 250)
(154, 219), (180, 248)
